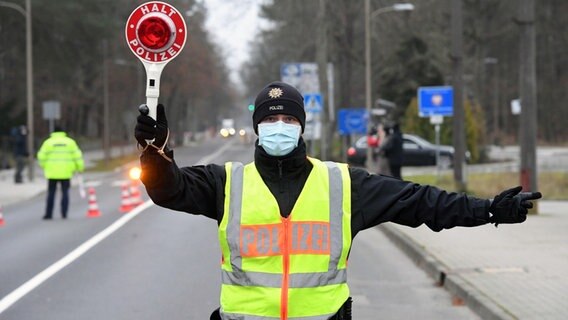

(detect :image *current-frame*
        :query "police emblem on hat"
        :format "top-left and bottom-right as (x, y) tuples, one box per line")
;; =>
(268, 88), (283, 99)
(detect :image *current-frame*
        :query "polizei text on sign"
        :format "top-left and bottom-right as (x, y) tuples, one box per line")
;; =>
(125, 1), (187, 63)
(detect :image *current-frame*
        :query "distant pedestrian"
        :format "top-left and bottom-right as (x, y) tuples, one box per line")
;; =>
(10, 125), (28, 183)
(37, 126), (84, 220)
(379, 123), (403, 179)
(375, 123), (391, 176)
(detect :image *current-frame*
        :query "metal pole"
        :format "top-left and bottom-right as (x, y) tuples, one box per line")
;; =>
(517, 0), (538, 204)
(25, 0), (34, 181)
(102, 40), (110, 165)
(317, 0), (329, 160)
(484, 57), (499, 144)
(364, 0), (373, 171)
(435, 124), (440, 178)
(494, 63), (500, 144)
(327, 64), (334, 122)
(451, 0), (466, 191)
(364, 3), (414, 172)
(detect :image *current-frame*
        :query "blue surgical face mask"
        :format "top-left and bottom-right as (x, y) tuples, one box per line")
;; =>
(258, 121), (301, 156)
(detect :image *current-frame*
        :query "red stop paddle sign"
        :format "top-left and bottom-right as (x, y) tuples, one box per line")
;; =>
(124, 1), (188, 122)
(125, 1), (187, 63)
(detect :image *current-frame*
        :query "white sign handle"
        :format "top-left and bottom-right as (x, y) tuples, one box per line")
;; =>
(143, 62), (166, 121)
(140, 62), (166, 146)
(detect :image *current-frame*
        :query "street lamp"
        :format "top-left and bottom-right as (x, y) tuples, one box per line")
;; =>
(364, 1), (414, 171)
(372, 3), (415, 19)
(0, 0), (34, 181)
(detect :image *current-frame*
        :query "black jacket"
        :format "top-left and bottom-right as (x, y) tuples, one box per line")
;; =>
(379, 129), (403, 166)
(140, 138), (490, 237)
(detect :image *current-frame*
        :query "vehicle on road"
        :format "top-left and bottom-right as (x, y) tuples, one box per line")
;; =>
(220, 118), (236, 138)
(347, 134), (470, 168)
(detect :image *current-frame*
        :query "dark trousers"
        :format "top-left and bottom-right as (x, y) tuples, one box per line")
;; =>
(389, 164), (402, 180)
(44, 179), (71, 219)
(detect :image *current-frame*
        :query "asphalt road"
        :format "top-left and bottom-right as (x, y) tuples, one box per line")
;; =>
(0, 137), (479, 319)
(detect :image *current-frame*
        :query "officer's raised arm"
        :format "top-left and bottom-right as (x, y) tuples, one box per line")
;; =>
(134, 103), (223, 220)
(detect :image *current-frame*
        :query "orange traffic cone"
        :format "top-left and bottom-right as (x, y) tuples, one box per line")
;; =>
(86, 187), (102, 218)
(129, 181), (144, 207)
(119, 182), (134, 213)
(0, 205), (5, 227)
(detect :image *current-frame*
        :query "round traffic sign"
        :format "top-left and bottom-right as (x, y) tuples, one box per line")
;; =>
(345, 112), (365, 132)
(125, 1), (187, 63)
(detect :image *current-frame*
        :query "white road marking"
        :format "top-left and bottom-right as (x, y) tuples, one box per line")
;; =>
(0, 200), (154, 314)
(0, 142), (233, 314)
(195, 140), (233, 165)
(111, 180), (131, 187)
(84, 180), (103, 187)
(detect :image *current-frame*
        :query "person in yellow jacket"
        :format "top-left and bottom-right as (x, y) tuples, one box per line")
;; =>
(37, 126), (84, 220)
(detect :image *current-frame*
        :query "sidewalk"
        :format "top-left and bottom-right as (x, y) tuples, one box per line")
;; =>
(380, 201), (568, 319)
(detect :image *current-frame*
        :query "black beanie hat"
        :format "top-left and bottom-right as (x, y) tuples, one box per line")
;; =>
(252, 81), (305, 134)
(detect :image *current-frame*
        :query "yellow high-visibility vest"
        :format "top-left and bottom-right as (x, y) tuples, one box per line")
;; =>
(219, 157), (352, 319)
(37, 132), (84, 179)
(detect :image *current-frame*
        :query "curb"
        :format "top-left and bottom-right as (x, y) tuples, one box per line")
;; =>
(378, 224), (515, 320)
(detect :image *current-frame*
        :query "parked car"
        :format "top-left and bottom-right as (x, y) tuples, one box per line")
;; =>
(346, 134), (470, 168)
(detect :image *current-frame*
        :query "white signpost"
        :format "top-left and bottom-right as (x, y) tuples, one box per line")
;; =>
(42, 100), (61, 133)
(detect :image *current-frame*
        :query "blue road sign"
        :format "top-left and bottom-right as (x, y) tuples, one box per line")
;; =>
(304, 93), (323, 113)
(338, 108), (368, 135)
(418, 86), (454, 117)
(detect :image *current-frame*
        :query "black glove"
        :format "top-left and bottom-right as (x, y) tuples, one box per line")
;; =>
(134, 104), (169, 149)
(489, 186), (542, 226)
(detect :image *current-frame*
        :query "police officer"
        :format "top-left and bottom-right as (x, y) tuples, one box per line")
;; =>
(134, 81), (541, 320)
(37, 126), (84, 220)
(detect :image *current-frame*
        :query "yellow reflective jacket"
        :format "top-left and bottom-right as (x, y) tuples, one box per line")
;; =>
(219, 158), (352, 319)
(37, 132), (84, 179)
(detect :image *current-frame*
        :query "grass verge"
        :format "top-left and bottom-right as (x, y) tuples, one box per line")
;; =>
(406, 171), (568, 200)
(86, 152), (140, 172)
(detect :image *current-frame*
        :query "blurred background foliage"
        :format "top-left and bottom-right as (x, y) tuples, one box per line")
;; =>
(0, 0), (567, 161)
(0, 0), (233, 150)
(243, 0), (568, 152)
